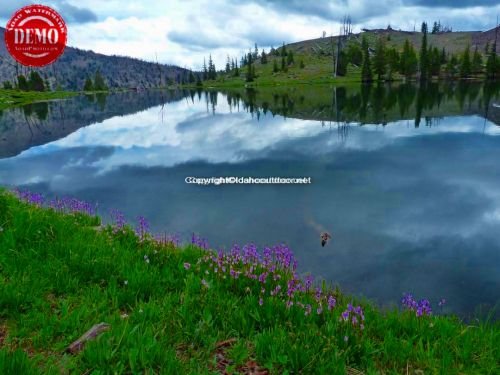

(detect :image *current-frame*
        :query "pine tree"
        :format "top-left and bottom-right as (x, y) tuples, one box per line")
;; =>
(208, 55), (217, 80)
(196, 74), (203, 87)
(429, 47), (441, 77)
(234, 60), (240, 77)
(486, 41), (497, 79)
(386, 47), (399, 80)
(361, 36), (372, 82)
(261, 50), (267, 64)
(431, 21), (439, 34)
(281, 42), (287, 57)
(202, 58), (208, 80)
(17, 75), (29, 91)
(471, 46), (483, 74)
(400, 39), (418, 79)
(231, 59), (235, 70)
(94, 70), (107, 91)
(460, 45), (471, 78)
(373, 37), (386, 81)
(246, 58), (254, 82)
(28, 71), (45, 91)
(446, 55), (458, 78)
(419, 22), (429, 81)
(83, 77), (94, 91)
(281, 56), (287, 72)
(188, 71), (196, 83)
(273, 59), (279, 73)
(287, 50), (294, 65)
(440, 47), (447, 64)
(253, 43), (259, 60)
(225, 55), (231, 73)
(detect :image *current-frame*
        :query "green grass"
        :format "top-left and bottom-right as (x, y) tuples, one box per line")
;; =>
(0, 89), (78, 111)
(0, 189), (498, 374)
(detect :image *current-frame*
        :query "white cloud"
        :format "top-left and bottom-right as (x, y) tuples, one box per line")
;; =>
(2, 0), (500, 69)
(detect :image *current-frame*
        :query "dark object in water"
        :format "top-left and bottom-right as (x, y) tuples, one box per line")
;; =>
(320, 232), (332, 247)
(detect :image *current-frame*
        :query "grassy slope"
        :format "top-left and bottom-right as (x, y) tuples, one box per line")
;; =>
(195, 30), (483, 88)
(0, 89), (78, 111)
(0, 190), (498, 374)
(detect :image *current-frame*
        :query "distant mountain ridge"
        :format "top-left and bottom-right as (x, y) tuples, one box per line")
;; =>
(0, 27), (189, 90)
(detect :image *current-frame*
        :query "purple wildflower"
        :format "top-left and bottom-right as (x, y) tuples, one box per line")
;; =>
(135, 216), (150, 241)
(183, 262), (191, 270)
(327, 296), (336, 310)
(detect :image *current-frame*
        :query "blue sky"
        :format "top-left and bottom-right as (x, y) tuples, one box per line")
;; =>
(1, 0), (499, 69)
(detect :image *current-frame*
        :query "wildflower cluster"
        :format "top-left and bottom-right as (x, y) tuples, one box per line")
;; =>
(13, 188), (96, 215)
(13, 189), (45, 206)
(191, 233), (209, 250)
(401, 293), (432, 317)
(110, 209), (126, 233)
(135, 216), (150, 242)
(154, 233), (181, 247)
(187, 242), (362, 331)
(340, 303), (365, 330)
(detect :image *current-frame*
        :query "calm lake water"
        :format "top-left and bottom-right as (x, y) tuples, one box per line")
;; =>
(1, 82), (499, 318)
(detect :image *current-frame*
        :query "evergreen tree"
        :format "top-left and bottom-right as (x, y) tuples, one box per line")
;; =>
(386, 47), (399, 80)
(261, 50), (267, 64)
(231, 59), (235, 70)
(346, 42), (363, 66)
(234, 60), (240, 77)
(281, 56), (287, 72)
(300, 60), (305, 69)
(400, 39), (418, 79)
(246, 59), (254, 82)
(440, 47), (447, 64)
(419, 22), (429, 81)
(253, 43), (259, 60)
(484, 41), (490, 55)
(225, 55), (231, 73)
(460, 45), (471, 78)
(273, 59), (279, 73)
(196, 74), (203, 87)
(287, 50), (294, 65)
(471, 46), (483, 74)
(202, 58), (208, 80)
(431, 21), (440, 34)
(208, 55), (217, 80)
(83, 77), (94, 91)
(373, 37), (386, 81)
(446, 55), (458, 78)
(486, 41), (497, 79)
(188, 71), (196, 84)
(361, 35), (372, 82)
(28, 71), (45, 91)
(94, 70), (107, 91)
(281, 42), (287, 57)
(16, 74), (28, 91)
(429, 46), (441, 77)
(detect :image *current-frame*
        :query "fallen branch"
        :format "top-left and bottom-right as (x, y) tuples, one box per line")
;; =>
(66, 323), (110, 354)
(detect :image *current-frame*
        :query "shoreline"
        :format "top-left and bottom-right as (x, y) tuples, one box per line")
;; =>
(0, 188), (497, 373)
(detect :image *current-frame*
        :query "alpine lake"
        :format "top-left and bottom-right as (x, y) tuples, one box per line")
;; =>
(1, 82), (499, 319)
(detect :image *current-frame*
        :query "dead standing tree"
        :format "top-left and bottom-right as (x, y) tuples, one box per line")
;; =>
(333, 15), (353, 77)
